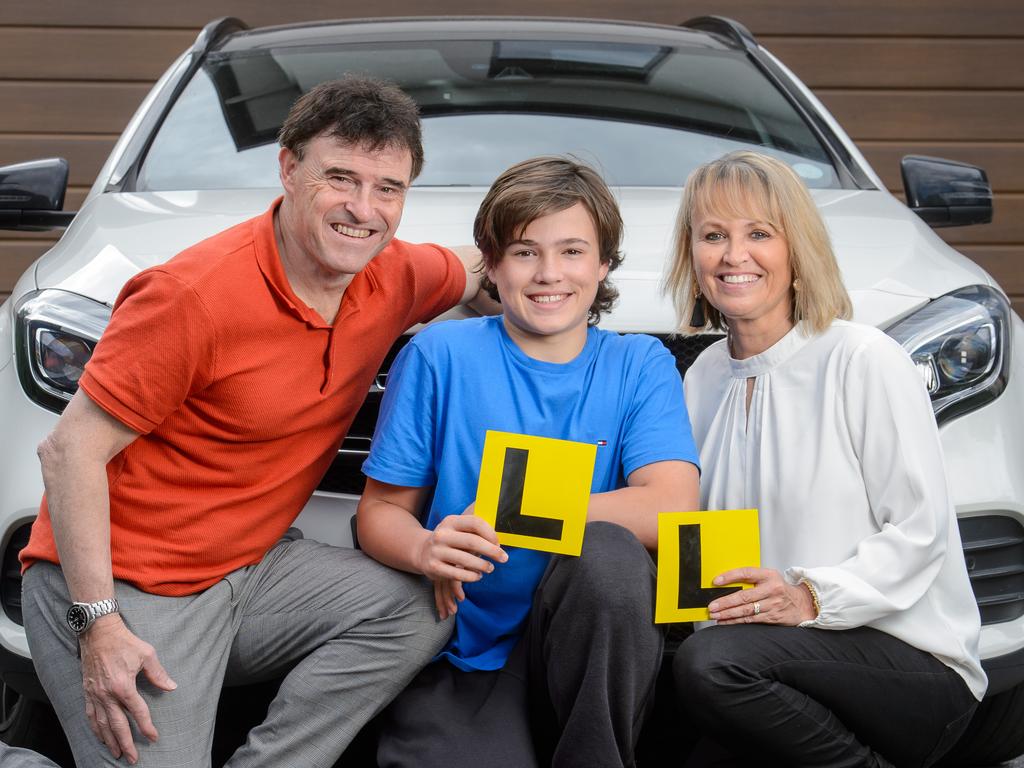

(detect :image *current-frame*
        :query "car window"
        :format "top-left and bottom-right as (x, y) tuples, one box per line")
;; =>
(138, 38), (840, 191)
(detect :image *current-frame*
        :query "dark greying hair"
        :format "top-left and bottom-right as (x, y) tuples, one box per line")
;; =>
(473, 156), (624, 324)
(278, 75), (424, 179)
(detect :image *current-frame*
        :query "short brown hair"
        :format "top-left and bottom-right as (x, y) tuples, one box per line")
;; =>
(278, 75), (424, 179)
(474, 157), (623, 324)
(666, 150), (852, 334)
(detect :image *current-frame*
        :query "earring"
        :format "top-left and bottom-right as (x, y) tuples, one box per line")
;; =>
(689, 285), (706, 328)
(792, 277), (801, 291)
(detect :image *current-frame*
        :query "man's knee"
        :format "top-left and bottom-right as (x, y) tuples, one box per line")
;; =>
(0, 743), (61, 768)
(401, 577), (454, 656)
(359, 566), (453, 660)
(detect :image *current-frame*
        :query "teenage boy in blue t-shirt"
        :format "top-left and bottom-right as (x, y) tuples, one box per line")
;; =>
(358, 157), (700, 768)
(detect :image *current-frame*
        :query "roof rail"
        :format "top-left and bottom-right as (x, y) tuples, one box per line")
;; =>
(681, 16), (758, 51)
(192, 17), (249, 55)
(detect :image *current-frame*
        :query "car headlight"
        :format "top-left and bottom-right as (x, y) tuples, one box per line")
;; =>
(885, 285), (1011, 425)
(14, 290), (110, 414)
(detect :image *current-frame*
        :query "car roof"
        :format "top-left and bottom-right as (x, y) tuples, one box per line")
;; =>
(213, 17), (737, 55)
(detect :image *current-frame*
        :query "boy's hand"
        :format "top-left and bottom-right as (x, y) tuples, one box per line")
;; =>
(415, 510), (508, 584)
(434, 578), (465, 620)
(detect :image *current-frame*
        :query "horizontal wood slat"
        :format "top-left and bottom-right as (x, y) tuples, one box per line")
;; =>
(0, 241), (49, 286)
(0, 138), (115, 186)
(937, 195), (1024, 245)
(0, 83), (148, 133)
(861, 143), (1024, 193)
(765, 38), (1024, 89)
(958, 246), (1024, 294)
(818, 91), (1024, 141)
(0, 0), (1021, 37)
(0, 28), (192, 81)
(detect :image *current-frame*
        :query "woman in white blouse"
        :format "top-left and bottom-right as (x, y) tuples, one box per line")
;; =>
(666, 151), (985, 767)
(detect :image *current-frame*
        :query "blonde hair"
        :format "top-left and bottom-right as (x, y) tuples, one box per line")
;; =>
(665, 150), (851, 334)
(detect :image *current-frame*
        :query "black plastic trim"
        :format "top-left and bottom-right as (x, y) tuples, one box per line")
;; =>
(0, 524), (30, 628)
(680, 15), (757, 50)
(0, 648), (47, 703)
(0, 210), (75, 231)
(901, 154), (993, 229)
(959, 515), (1024, 628)
(0, 158), (75, 231)
(983, 644), (1024, 696)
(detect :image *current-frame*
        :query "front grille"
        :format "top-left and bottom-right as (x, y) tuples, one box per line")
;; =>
(655, 333), (725, 378)
(959, 515), (1024, 625)
(1, 523), (32, 626)
(315, 331), (723, 495)
(316, 335), (413, 495)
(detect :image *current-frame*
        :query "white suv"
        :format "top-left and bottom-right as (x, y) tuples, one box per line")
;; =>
(1, 16), (1021, 766)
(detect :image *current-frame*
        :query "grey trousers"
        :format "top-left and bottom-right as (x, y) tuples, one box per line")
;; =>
(0, 742), (60, 767)
(21, 531), (453, 768)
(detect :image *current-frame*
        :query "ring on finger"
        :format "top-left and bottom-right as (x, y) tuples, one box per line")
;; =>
(753, 602), (761, 616)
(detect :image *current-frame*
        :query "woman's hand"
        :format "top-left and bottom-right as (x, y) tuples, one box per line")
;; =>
(417, 503), (508, 618)
(707, 567), (817, 626)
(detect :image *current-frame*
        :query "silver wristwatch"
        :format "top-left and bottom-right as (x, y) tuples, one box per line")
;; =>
(65, 598), (119, 635)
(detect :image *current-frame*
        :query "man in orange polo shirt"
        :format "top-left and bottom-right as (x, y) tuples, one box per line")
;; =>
(19, 76), (481, 768)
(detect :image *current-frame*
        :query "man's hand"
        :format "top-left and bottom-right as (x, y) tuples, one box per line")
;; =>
(706, 567), (817, 626)
(78, 615), (177, 764)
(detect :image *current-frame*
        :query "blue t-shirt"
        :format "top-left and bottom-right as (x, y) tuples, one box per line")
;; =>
(362, 315), (699, 670)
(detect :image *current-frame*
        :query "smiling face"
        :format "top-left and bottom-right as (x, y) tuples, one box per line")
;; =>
(692, 203), (795, 344)
(278, 133), (412, 285)
(488, 202), (608, 362)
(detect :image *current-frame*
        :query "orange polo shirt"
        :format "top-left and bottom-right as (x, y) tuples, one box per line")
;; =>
(21, 197), (465, 595)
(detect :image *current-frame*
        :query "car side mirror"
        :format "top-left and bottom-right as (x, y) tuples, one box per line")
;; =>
(0, 158), (76, 231)
(901, 155), (992, 229)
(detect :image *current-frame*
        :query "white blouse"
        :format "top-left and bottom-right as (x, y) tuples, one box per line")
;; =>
(685, 320), (986, 700)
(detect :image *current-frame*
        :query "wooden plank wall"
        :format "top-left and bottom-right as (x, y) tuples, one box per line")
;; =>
(1, 0), (1021, 313)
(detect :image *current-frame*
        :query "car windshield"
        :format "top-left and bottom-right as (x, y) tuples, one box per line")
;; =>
(138, 37), (840, 191)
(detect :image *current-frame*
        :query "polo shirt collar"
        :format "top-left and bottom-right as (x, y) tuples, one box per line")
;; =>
(253, 196), (371, 330)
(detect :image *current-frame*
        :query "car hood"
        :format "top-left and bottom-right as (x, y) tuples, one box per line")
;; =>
(33, 187), (993, 331)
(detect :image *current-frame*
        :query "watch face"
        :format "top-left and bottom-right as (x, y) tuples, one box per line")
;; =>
(67, 604), (89, 633)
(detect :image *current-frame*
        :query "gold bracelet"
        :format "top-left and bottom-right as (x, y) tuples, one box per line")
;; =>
(801, 579), (821, 618)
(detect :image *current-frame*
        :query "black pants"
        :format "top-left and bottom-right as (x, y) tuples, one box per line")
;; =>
(672, 624), (978, 768)
(377, 522), (665, 768)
